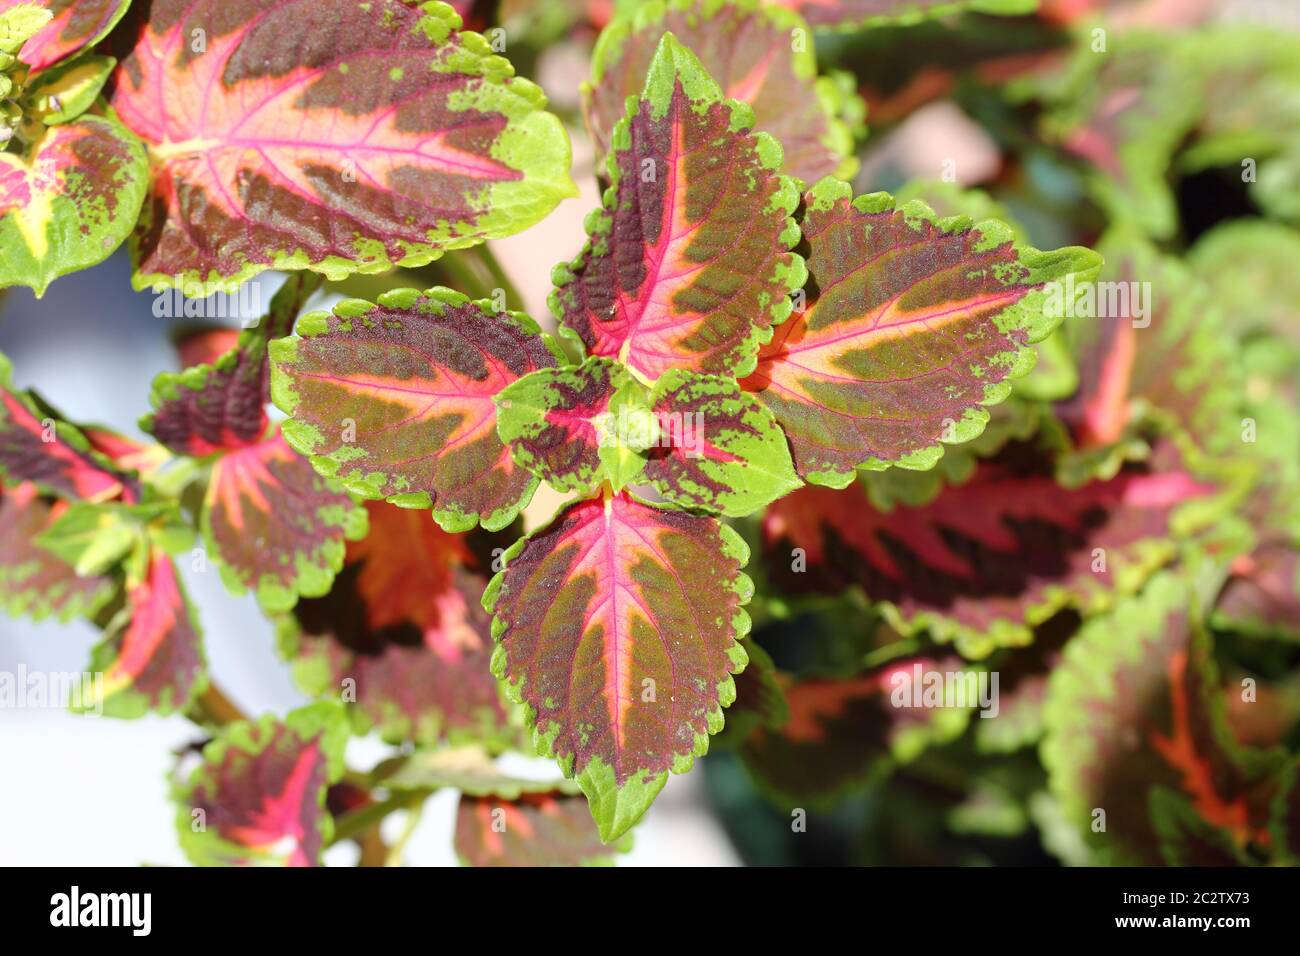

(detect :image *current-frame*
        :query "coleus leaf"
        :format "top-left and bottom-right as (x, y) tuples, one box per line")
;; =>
(583, 0), (863, 187)
(763, 0), (1036, 29)
(739, 656), (971, 806)
(0, 352), (137, 500)
(269, 287), (562, 531)
(1176, 28), (1300, 226)
(457, 789), (628, 866)
(172, 325), (242, 369)
(110, 0), (575, 293)
(740, 179), (1100, 486)
(203, 428), (367, 613)
(485, 490), (753, 841)
(1271, 760), (1300, 865)
(972, 612), (1076, 755)
(80, 424), (169, 479)
(175, 702), (349, 867)
(142, 273), (323, 456)
(282, 501), (512, 748)
(376, 743), (550, 794)
(0, 480), (113, 621)
(643, 369), (800, 516)
(21, 53), (116, 125)
(1150, 787), (1251, 867)
(86, 546), (206, 717)
(1053, 231), (1241, 472)
(1037, 31), (1200, 240)
(551, 33), (804, 381)
(494, 356), (645, 496)
(0, 0), (129, 71)
(0, 116), (148, 297)
(1189, 221), (1300, 350)
(1041, 573), (1282, 865)
(1212, 541), (1300, 642)
(763, 439), (1227, 657)
(496, 359), (801, 515)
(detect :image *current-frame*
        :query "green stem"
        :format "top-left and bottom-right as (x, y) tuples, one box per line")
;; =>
(384, 801), (426, 866)
(189, 682), (248, 728)
(330, 790), (430, 847)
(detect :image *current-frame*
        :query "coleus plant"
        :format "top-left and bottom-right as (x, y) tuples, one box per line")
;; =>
(2, 0), (1298, 868)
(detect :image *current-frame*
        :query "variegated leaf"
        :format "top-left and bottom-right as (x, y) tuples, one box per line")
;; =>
(486, 490), (752, 841)
(643, 368), (800, 516)
(142, 273), (322, 456)
(203, 428), (367, 612)
(1, 0), (129, 70)
(764, 440), (1227, 657)
(0, 480), (113, 621)
(584, 0), (863, 186)
(551, 33), (804, 381)
(1041, 574), (1282, 865)
(741, 179), (1100, 486)
(174, 702), (349, 866)
(270, 287), (561, 532)
(111, 0), (575, 292)
(0, 117), (148, 297)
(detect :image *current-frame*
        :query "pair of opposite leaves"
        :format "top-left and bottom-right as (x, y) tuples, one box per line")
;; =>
(268, 35), (1099, 841)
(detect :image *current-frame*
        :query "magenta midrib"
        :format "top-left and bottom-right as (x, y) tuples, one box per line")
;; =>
(776, 276), (1026, 364)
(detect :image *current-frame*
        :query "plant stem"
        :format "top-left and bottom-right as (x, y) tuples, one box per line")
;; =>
(384, 800), (425, 866)
(330, 790), (430, 846)
(190, 682), (248, 728)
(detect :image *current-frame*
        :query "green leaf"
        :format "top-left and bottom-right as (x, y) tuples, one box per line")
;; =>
(1189, 220), (1300, 350)
(110, 0), (576, 294)
(21, 53), (114, 124)
(485, 489), (752, 842)
(0, 116), (148, 297)
(174, 702), (349, 867)
(494, 356), (648, 495)
(377, 744), (576, 796)
(269, 287), (563, 532)
(643, 369), (800, 516)
(552, 33), (804, 380)
(35, 499), (144, 576)
(1040, 573), (1282, 865)
(740, 179), (1100, 487)
(0, 2), (52, 56)
(0, 480), (113, 621)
